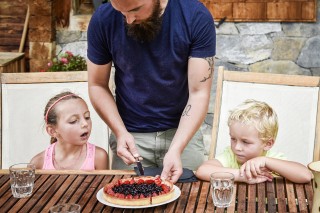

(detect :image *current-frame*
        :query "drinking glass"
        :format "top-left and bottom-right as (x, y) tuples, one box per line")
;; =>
(50, 203), (81, 213)
(9, 163), (36, 198)
(210, 172), (234, 208)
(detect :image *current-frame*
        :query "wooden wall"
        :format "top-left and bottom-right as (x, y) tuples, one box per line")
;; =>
(201, 0), (317, 22)
(0, 0), (28, 52)
(0, 0), (56, 72)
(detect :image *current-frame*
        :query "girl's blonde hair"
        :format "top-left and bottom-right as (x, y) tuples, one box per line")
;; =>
(227, 99), (278, 143)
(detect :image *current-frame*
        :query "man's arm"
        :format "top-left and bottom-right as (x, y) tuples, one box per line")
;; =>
(161, 56), (214, 183)
(87, 59), (138, 164)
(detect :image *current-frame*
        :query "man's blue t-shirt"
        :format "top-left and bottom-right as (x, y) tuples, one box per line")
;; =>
(87, 0), (216, 132)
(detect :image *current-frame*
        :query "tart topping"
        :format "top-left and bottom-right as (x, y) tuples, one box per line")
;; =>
(105, 177), (171, 199)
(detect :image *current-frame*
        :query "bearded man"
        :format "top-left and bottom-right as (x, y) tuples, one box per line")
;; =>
(87, 0), (216, 183)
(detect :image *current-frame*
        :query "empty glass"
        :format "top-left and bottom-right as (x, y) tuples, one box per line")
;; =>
(9, 163), (35, 198)
(210, 172), (234, 208)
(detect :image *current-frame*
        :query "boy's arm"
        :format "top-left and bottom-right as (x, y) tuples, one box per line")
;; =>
(265, 157), (312, 183)
(195, 159), (272, 183)
(240, 157), (312, 183)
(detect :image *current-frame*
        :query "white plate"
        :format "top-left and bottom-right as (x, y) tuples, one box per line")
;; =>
(96, 185), (181, 209)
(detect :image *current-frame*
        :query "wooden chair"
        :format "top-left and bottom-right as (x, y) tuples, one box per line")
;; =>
(0, 71), (112, 169)
(209, 66), (320, 166)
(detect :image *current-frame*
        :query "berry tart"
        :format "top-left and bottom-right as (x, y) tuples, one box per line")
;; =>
(103, 176), (175, 206)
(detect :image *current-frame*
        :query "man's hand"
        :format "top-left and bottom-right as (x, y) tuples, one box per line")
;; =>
(161, 150), (183, 183)
(116, 132), (140, 165)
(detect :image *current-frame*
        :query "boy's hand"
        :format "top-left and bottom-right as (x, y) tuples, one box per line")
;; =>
(240, 157), (273, 181)
(244, 174), (273, 184)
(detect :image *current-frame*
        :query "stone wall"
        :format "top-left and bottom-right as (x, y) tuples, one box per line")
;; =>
(56, 1), (320, 158)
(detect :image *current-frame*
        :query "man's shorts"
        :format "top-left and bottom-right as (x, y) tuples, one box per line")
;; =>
(109, 128), (205, 170)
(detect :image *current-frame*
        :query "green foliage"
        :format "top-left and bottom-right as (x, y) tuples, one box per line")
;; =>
(41, 51), (87, 72)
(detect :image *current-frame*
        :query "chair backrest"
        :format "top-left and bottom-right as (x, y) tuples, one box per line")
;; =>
(0, 71), (111, 169)
(209, 66), (320, 166)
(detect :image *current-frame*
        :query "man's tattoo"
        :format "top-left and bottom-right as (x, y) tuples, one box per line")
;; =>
(182, 104), (191, 116)
(200, 57), (215, 82)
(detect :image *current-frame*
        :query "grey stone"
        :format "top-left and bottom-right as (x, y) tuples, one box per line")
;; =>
(216, 35), (272, 64)
(297, 36), (320, 68)
(59, 41), (88, 58)
(311, 68), (320, 76)
(236, 23), (281, 35)
(215, 22), (238, 35)
(282, 23), (320, 37)
(215, 59), (249, 72)
(200, 120), (213, 156)
(272, 37), (306, 61)
(204, 114), (214, 126)
(208, 68), (218, 114)
(80, 31), (88, 41)
(249, 60), (311, 75)
(56, 30), (82, 44)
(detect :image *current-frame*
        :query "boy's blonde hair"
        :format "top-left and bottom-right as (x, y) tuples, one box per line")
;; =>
(227, 99), (278, 143)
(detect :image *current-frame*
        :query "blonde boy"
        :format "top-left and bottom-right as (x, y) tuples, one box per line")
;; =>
(196, 99), (311, 184)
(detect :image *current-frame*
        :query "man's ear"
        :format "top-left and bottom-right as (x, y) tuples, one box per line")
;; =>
(46, 125), (57, 137)
(263, 139), (275, 151)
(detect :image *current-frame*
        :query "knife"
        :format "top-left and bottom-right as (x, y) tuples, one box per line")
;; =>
(136, 157), (144, 176)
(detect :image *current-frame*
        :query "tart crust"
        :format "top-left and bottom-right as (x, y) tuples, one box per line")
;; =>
(103, 176), (175, 206)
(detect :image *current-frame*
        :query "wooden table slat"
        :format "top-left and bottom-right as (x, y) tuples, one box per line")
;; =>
(67, 175), (96, 204)
(275, 178), (287, 212)
(295, 184), (308, 213)
(185, 181), (201, 212)
(237, 183), (247, 212)
(257, 182), (266, 213)
(153, 204), (166, 213)
(206, 184), (215, 212)
(41, 175), (78, 212)
(0, 177), (10, 203)
(57, 175), (86, 204)
(247, 184), (256, 212)
(165, 183), (182, 213)
(176, 183), (191, 212)
(266, 181), (276, 212)
(286, 181), (298, 212)
(0, 175), (9, 188)
(195, 181), (210, 213)
(304, 182), (314, 213)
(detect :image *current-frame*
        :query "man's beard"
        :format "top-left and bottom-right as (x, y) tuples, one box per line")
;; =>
(125, 0), (163, 42)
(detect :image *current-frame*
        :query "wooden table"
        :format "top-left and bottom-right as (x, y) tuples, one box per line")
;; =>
(0, 52), (25, 73)
(0, 170), (314, 212)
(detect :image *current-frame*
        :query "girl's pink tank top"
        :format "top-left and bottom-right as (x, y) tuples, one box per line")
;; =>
(42, 142), (95, 170)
